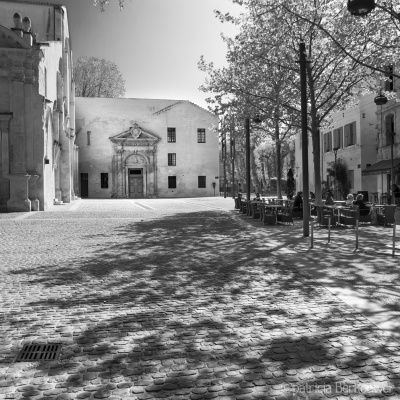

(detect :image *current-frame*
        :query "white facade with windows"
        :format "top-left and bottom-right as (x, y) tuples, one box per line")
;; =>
(295, 92), (379, 200)
(75, 97), (219, 198)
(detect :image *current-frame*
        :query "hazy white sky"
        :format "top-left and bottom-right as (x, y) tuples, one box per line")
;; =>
(44, 0), (242, 109)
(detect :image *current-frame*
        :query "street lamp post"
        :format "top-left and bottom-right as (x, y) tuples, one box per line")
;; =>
(390, 131), (396, 204)
(299, 42), (309, 237)
(333, 147), (339, 200)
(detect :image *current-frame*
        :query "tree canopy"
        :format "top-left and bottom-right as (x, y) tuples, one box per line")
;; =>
(199, 0), (400, 202)
(74, 57), (126, 98)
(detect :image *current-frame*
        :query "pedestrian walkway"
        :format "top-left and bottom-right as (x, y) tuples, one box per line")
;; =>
(0, 198), (400, 399)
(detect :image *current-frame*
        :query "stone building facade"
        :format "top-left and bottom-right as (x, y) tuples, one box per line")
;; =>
(75, 98), (219, 199)
(0, 0), (77, 212)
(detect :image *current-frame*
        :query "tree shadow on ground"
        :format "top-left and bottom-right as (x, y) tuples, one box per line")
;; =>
(2, 210), (400, 399)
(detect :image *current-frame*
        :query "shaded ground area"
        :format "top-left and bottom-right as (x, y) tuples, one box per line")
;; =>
(1, 201), (400, 399)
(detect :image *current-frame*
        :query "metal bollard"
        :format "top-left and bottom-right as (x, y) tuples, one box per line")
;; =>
(393, 224), (396, 256)
(328, 216), (331, 243)
(355, 220), (359, 250)
(310, 219), (314, 249)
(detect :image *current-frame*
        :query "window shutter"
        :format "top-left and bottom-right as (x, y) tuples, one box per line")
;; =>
(333, 129), (339, 149)
(339, 127), (343, 148)
(324, 133), (328, 152)
(328, 131), (332, 151)
(351, 122), (356, 145)
(344, 124), (350, 147)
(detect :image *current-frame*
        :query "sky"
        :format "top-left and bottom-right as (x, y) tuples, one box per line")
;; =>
(40, 0), (242, 109)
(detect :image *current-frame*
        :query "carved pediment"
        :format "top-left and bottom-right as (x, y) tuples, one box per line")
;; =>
(109, 122), (160, 146)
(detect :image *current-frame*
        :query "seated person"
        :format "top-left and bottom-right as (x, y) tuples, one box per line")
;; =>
(345, 193), (354, 206)
(325, 191), (334, 205)
(353, 193), (370, 216)
(309, 191), (315, 201)
(293, 191), (303, 211)
(253, 193), (261, 201)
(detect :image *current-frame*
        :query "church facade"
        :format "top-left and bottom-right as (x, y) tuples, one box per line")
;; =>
(0, 0), (77, 212)
(75, 98), (219, 199)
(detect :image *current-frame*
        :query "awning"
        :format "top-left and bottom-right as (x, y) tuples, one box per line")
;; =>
(362, 158), (400, 176)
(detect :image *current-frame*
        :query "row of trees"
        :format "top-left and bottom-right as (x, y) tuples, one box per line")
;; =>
(199, 0), (400, 204)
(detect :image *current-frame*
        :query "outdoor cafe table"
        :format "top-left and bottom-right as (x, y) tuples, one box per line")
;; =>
(251, 201), (284, 222)
(323, 205), (352, 226)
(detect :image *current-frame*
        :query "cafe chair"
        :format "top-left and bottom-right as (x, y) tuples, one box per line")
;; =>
(277, 204), (294, 226)
(317, 206), (337, 227)
(252, 203), (261, 219)
(377, 205), (396, 226)
(342, 206), (358, 228)
(262, 207), (277, 225)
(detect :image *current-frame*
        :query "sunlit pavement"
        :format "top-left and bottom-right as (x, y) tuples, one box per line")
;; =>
(1, 198), (400, 399)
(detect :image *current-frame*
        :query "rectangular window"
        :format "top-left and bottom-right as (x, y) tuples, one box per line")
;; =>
(385, 114), (395, 146)
(167, 128), (176, 143)
(198, 176), (206, 188)
(168, 176), (176, 188)
(348, 170), (354, 190)
(344, 122), (357, 146)
(333, 127), (343, 149)
(87, 131), (91, 146)
(101, 173), (108, 189)
(168, 153), (176, 166)
(324, 131), (332, 153)
(197, 128), (206, 143)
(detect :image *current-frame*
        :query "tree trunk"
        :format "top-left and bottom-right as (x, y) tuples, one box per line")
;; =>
(250, 142), (260, 194)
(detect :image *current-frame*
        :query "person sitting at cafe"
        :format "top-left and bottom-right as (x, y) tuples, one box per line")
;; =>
(353, 193), (370, 216)
(253, 192), (261, 201)
(310, 191), (315, 201)
(293, 192), (303, 211)
(325, 191), (334, 205)
(345, 193), (354, 206)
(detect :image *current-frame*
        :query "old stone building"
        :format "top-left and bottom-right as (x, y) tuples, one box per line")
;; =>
(0, 0), (77, 212)
(75, 98), (219, 198)
(0, 1), (219, 211)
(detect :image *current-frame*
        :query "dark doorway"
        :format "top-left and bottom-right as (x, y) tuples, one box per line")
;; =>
(129, 169), (143, 198)
(81, 173), (88, 198)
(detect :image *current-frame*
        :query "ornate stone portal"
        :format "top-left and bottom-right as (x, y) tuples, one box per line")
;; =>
(109, 123), (159, 198)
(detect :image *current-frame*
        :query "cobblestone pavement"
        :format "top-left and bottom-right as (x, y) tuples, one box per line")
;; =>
(1, 198), (400, 400)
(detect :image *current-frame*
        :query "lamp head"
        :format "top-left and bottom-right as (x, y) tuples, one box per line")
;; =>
(347, 0), (375, 16)
(253, 115), (262, 124)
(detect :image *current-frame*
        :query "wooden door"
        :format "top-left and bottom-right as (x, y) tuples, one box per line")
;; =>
(129, 175), (143, 198)
(81, 173), (88, 198)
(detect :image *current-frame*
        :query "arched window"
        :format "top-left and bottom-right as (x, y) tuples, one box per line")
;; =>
(385, 114), (395, 146)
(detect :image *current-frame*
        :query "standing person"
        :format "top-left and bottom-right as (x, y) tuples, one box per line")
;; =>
(353, 194), (370, 216)
(293, 192), (303, 212)
(325, 191), (334, 205)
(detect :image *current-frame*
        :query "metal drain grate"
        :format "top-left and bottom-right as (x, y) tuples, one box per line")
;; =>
(16, 343), (62, 362)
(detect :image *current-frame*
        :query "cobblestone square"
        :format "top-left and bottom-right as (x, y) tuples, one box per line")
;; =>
(1, 198), (400, 400)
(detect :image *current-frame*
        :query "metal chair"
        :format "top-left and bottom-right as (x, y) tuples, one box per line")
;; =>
(262, 206), (277, 225)
(277, 204), (294, 226)
(377, 205), (396, 226)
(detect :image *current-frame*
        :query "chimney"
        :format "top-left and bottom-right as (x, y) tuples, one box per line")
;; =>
(11, 13), (23, 37)
(22, 16), (33, 46)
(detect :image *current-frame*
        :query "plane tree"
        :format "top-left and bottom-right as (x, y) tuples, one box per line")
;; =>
(202, 0), (399, 205)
